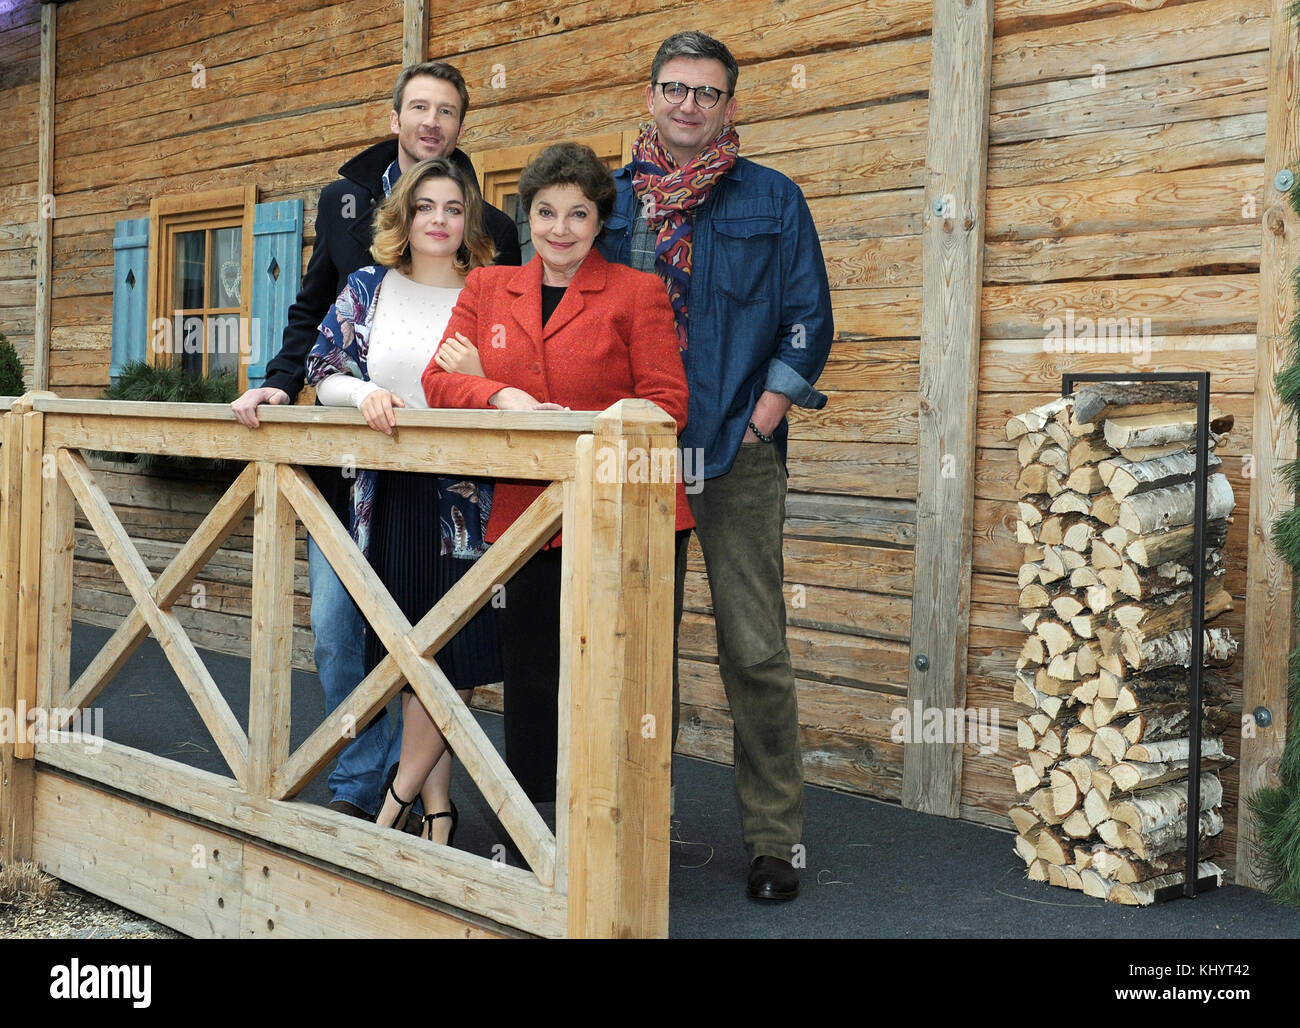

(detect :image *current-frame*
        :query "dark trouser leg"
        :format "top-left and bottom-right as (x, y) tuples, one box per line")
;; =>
(499, 547), (562, 803)
(687, 443), (802, 862)
(672, 528), (690, 748)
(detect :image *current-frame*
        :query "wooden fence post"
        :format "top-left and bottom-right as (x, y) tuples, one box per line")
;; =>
(563, 399), (676, 937)
(37, 424), (74, 712)
(402, 0), (428, 66)
(1239, 0), (1300, 888)
(0, 396), (45, 863)
(249, 463), (296, 795)
(905, 0), (994, 816)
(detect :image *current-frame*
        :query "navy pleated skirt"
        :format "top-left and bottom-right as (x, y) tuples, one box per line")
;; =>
(363, 470), (501, 692)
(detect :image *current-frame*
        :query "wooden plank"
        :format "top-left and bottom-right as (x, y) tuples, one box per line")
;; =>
(980, 335), (1259, 395)
(37, 402), (591, 479)
(993, 0), (1217, 35)
(985, 223), (1262, 284)
(783, 492), (916, 548)
(688, 536), (914, 597)
(991, 0), (1271, 90)
(237, 844), (510, 938)
(32, 768), (245, 938)
(1239, 0), (1300, 890)
(55, 448), (251, 784)
(564, 401), (675, 937)
(684, 571), (913, 642)
(31, 0), (51, 390)
(430, 0), (931, 74)
(37, 764), (509, 936)
(0, 408), (33, 864)
(989, 52), (1267, 146)
(785, 439), (918, 498)
(787, 388), (917, 443)
(988, 113), (1266, 190)
(905, 0), (992, 818)
(56, 20), (398, 152)
(37, 734), (566, 937)
(402, 0), (427, 65)
(557, 447), (593, 923)
(14, 410), (43, 759)
(36, 424), (73, 710)
(986, 166), (1264, 241)
(248, 463), (295, 797)
(981, 274), (1260, 338)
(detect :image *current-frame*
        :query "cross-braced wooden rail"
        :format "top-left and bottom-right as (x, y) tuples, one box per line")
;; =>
(0, 392), (678, 938)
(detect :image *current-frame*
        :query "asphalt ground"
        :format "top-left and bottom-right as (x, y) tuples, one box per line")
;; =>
(61, 621), (1300, 940)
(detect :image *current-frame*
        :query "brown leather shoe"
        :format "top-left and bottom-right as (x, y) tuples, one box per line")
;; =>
(328, 800), (373, 821)
(747, 856), (798, 902)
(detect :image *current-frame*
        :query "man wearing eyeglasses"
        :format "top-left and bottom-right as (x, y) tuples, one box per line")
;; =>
(599, 31), (834, 903)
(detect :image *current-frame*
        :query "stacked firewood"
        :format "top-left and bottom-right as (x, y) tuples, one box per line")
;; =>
(1006, 383), (1236, 905)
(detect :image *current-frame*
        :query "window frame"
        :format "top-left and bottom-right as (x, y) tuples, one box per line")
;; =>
(146, 186), (257, 391)
(471, 131), (635, 262)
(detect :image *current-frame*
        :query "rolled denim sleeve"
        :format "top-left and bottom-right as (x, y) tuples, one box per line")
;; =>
(764, 356), (826, 410)
(770, 188), (834, 408)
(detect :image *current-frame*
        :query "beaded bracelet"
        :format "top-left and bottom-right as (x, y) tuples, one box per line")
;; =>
(748, 420), (774, 444)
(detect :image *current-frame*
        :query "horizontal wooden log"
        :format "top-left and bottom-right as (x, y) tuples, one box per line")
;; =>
(1122, 626), (1238, 673)
(1126, 519), (1231, 568)
(1108, 861), (1225, 905)
(1117, 473), (1235, 535)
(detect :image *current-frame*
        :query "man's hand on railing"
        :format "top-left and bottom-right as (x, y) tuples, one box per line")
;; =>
(231, 386), (291, 429)
(359, 389), (406, 435)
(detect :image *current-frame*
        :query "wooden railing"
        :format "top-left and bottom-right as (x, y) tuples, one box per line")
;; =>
(0, 392), (677, 938)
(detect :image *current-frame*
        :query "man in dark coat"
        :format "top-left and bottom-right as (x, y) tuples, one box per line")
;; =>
(231, 62), (520, 822)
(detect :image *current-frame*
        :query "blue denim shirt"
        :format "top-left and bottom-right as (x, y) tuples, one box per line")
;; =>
(597, 157), (833, 479)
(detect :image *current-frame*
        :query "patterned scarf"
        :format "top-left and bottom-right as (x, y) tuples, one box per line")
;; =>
(631, 122), (739, 346)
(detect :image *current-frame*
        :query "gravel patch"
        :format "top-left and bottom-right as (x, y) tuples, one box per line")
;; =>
(0, 864), (186, 939)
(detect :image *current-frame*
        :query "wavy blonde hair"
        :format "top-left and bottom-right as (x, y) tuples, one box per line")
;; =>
(370, 158), (496, 274)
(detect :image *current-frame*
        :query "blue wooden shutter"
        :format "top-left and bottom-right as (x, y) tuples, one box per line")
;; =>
(110, 217), (150, 379)
(248, 199), (304, 386)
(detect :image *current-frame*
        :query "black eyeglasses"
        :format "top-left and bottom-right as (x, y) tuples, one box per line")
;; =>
(655, 81), (730, 109)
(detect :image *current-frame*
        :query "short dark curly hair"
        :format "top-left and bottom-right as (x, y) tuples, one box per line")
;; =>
(517, 142), (616, 225)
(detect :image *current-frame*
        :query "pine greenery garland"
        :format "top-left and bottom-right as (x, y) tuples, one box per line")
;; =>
(0, 332), (24, 396)
(97, 361), (238, 472)
(1250, 0), (1300, 904)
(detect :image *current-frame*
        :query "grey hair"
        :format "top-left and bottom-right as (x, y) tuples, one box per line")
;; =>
(650, 31), (739, 95)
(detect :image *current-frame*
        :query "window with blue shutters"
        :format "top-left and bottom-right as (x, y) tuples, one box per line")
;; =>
(110, 217), (150, 380)
(248, 199), (304, 388)
(110, 196), (303, 391)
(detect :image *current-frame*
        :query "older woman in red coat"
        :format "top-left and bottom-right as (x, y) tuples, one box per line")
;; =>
(422, 142), (691, 807)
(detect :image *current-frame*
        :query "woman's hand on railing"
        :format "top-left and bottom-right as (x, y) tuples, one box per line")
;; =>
(434, 333), (484, 377)
(359, 389), (406, 435)
(231, 386), (290, 429)
(488, 387), (568, 412)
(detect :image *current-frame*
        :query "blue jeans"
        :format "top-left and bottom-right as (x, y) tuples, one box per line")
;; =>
(308, 535), (402, 814)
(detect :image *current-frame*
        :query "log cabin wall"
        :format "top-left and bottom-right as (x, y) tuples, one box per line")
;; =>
(3, 0), (1289, 868)
(23, 0), (938, 805)
(966, 0), (1274, 877)
(0, 0), (42, 374)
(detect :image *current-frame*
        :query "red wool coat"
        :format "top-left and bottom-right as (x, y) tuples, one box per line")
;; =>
(421, 249), (694, 543)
